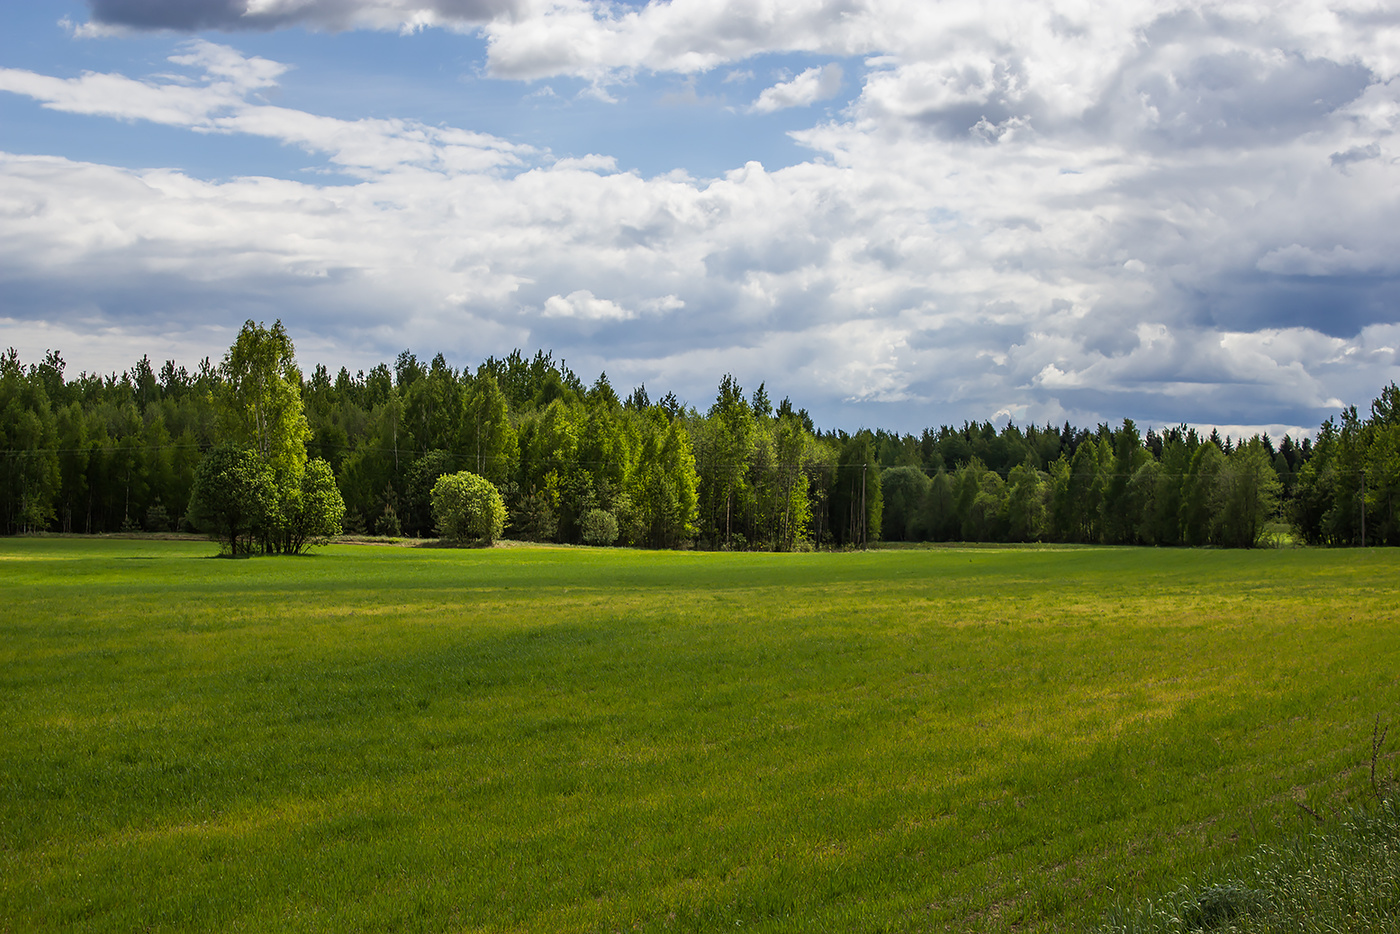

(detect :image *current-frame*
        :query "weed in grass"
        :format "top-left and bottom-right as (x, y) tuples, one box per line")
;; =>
(1101, 798), (1400, 934)
(1102, 718), (1400, 934)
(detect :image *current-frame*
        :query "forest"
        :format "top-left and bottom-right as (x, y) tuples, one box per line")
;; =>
(2, 322), (1399, 549)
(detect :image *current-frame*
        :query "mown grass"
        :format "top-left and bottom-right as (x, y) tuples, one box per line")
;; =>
(1, 539), (1398, 932)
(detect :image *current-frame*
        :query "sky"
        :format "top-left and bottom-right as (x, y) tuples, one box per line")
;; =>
(2, 1), (1399, 438)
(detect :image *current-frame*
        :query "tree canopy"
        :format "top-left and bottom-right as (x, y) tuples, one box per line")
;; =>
(4, 335), (1398, 551)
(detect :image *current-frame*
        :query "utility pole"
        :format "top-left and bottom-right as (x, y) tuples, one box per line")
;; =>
(783, 463), (793, 552)
(727, 463), (734, 549)
(1361, 468), (1367, 548)
(856, 464), (868, 551)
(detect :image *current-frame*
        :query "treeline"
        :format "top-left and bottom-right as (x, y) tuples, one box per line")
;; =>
(0, 338), (879, 550)
(3, 334), (1399, 548)
(870, 386), (1400, 548)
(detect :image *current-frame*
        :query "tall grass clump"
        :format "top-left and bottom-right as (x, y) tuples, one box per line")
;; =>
(1101, 723), (1400, 934)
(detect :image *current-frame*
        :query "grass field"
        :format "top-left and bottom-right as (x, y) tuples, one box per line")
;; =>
(2, 538), (1398, 933)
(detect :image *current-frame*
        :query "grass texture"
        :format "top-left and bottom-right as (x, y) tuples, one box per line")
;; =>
(1100, 797), (1400, 933)
(2, 539), (1399, 932)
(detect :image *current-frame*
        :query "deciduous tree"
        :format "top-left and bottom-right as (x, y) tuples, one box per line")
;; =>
(187, 445), (274, 556)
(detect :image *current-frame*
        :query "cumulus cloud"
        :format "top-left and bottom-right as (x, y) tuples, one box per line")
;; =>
(541, 290), (634, 321)
(8, 5), (1400, 432)
(83, 0), (881, 78)
(749, 63), (841, 114)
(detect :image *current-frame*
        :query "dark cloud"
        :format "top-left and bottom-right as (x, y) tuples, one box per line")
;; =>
(1331, 143), (1381, 168)
(1194, 273), (1400, 337)
(87, 0), (516, 31)
(1045, 385), (1334, 434)
(1074, 306), (1145, 358)
(1067, 7), (1378, 154)
(903, 317), (1025, 354)
(1135, 51), (1371, 148)
(912, 100), (1020, 139)
(89, 0), (264, 31)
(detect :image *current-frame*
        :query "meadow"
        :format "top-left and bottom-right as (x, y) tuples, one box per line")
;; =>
(2, 539), (1398, 933)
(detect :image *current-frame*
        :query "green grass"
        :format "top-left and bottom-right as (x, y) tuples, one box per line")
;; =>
(2, 539), (1398, 933)
(1100, 797), (1400, 932)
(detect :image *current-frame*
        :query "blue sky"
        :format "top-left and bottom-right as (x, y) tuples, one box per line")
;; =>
(3, 1), (1399, 437)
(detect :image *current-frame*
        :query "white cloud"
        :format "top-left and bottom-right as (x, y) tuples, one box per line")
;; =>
(6, 8), (1400, 432)
(167, 38), (288, 89)
(550, 153), (618, 172)
(749, 63), (842, 114)
(0, 42), (533, 176)
(541, 290), (635, 320)
(81, 1), (1400, 98)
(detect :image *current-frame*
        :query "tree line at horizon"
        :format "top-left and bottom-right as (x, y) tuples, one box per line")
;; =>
(2, 324), (1398, 549)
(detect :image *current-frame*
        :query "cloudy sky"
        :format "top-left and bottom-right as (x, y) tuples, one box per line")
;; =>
(3, 1), (1399, 436)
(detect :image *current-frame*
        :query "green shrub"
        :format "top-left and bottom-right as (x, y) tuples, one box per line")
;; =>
(431, 471), (506, 544)
(580, 508), (618, 546)
(286, 458), (345, 551)
(187, 445), (275, 556)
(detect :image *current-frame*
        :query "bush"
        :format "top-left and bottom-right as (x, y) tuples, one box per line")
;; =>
(285, 457), (345, 551)
(431, 471), (506, 544)
(580, 508), (618, 546)
(187, 445), (275, 556)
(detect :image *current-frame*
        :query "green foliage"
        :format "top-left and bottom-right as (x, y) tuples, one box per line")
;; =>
(216, 320), (310, 480)
(623, 410), (700, 547)
(1003, 462), (1047, 542)
(699, 374), (758, 548)
(880, 465), (930, 541)
(912, 468), (956, 541)
(580, 507), (619, 546)
(284, 457), (345, 552)
(460, 369), (518, 485)
(1102, 419), (1148, 544)
(1181, 442), (1226, 546)
(430, 470), (506, 544)
(507, 484), (558, 542)
(1291, 385), (1400, 546)
(955, 457), (1005, 541)
(518, 397), (586, 539)
(1365, 423), (1400, 544)
(403, 449), (455, 537)
(830, 431), (882, 546)
(8, 332), (1400, 554)
(1212, 439), (1283, 548)
(1101, 800), (1400, 933)
(204, 323), (338, 554)
(1065, 438), (1105, 543)
(186, 445), (274, 555)
(0, 348), (60, 533)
